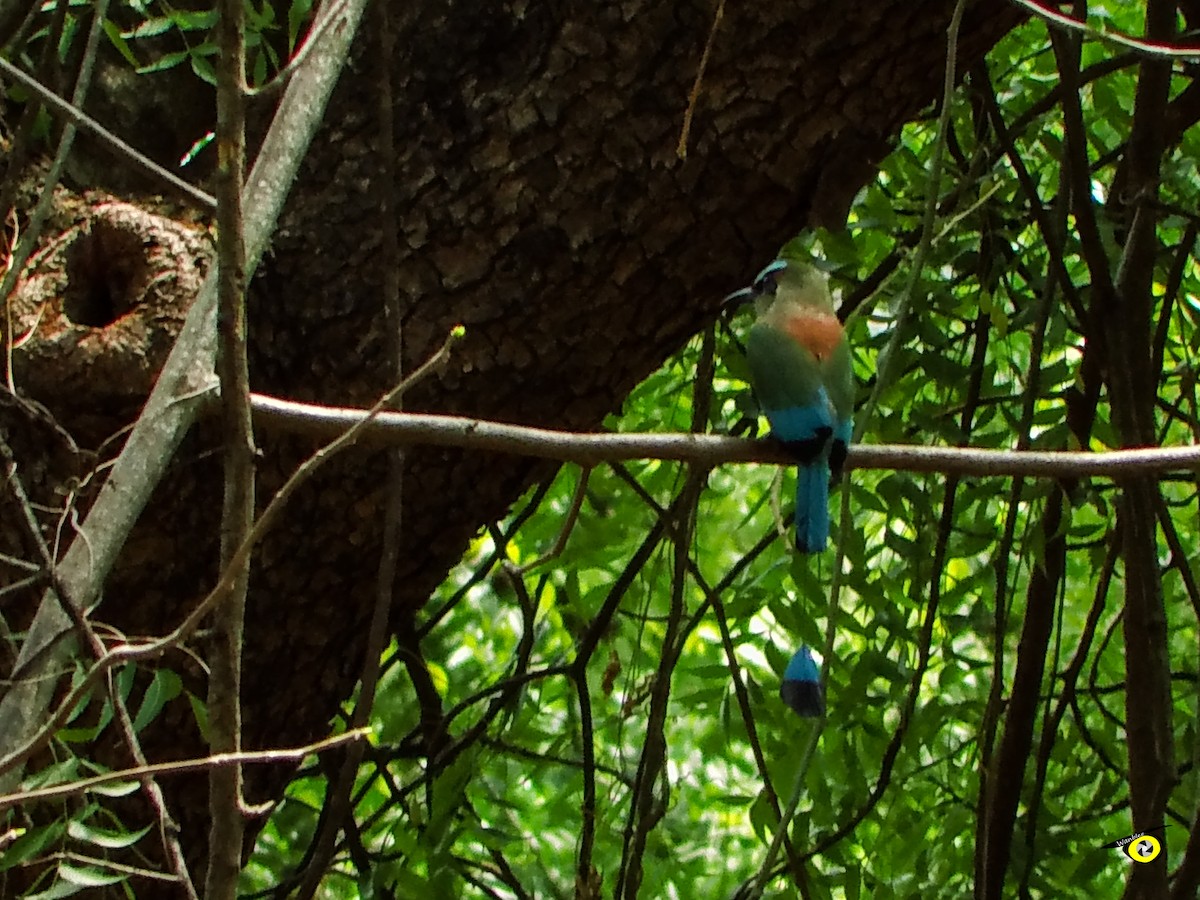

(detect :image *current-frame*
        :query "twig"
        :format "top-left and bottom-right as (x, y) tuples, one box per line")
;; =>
(615, 326), (714, 899)
(1010, 0), (1200, 59)
(0, 729), (370, 811)
(510, 465), (592, 575)
(206, 0), (253, 892)
(852, 0), (966, 441)
(244, 0), (350, 98)
(676, 0), (725, 160)
(750, 0), (971, 893)
(3, 210), (19, 391)
(293, 8), (404, 892)
(0, 434), (198, 897)
(0, 0), (111, 307)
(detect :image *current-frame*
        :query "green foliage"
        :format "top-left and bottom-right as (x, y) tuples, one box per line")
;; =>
(1, 663), (196, 896)
(7, 4), (1197, 898)
(238, 10), (1200, 896)
(115, 0), (301, 87)
(20, 0), (310, 91)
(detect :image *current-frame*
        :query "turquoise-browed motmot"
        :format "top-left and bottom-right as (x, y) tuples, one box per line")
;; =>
(728, 256), (854, 553)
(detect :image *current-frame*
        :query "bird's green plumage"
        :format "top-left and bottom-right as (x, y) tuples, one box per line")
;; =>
(748, 262), (853, 425)
(738, 256), (855, 552)
(745, 324), (825, 413)
(823, 339), (855, 423)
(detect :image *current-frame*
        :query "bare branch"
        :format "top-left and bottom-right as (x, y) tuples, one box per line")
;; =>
(509, 465), (592, 575)
(206, 0), (253, 891)
(247, 393), (1200, 477)
(0, 729), (370, 811)
(1010, 0), (1200, 59)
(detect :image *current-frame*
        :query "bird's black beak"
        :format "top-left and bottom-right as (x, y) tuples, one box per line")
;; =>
(722, 285), (756, 309)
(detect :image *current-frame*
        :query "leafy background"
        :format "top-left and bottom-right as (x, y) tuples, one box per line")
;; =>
(236, 6), (1197, 897)
(5, 0), (1197, 897)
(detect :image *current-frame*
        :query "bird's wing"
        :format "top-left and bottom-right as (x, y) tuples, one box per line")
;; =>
(821, 339), (855, 425)
(746, 325), (826, 412)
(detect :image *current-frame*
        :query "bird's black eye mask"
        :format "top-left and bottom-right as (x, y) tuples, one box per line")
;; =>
(721, 259), (787, 310)
(754, 273), (779, 297)
(752, 259), (787, 297)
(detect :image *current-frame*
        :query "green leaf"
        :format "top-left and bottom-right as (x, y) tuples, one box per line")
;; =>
(180, 131), (215, 167)
(252, 48), (269, 87)
(190, 53), (217, 86)
(136, 50), (188, 74)
(288, 0), (313, 50)
(25, 881), (87, 900)
(102, 21), (141, 67)
(187, 690), (210, 741)
(122, 17), (172, 39)
(67, 819), (152, 850)
(22, 759), (81, 791)
(88, 779), (140, 798)
(0, 823), (65, 872)
(168, 8), (218, 30)
(748, 790), (778, 844)
(133, 668), (181, 733)
(57, 862), (126, 888)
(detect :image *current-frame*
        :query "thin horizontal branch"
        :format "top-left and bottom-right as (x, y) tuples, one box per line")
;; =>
(247, 393), (1200, 477)
(0, 728), (369, 812)
(1010, 0), (1200, 59)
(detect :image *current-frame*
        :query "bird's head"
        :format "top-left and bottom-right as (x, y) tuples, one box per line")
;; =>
(724, 253), (830, 314)
(751, 258), (828, 315)
(722, 259), (790, 308)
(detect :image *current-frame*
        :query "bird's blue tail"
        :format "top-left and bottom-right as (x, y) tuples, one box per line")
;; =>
(781, 645), (824, 717)
(794, 462), (830, 553)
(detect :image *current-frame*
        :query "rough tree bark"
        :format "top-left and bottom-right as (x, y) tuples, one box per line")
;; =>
(1, 0), (1024, 889)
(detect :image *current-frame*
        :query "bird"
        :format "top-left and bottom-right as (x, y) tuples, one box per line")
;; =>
(727, 255), (854, 553)
(780, 645), (824, 717)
